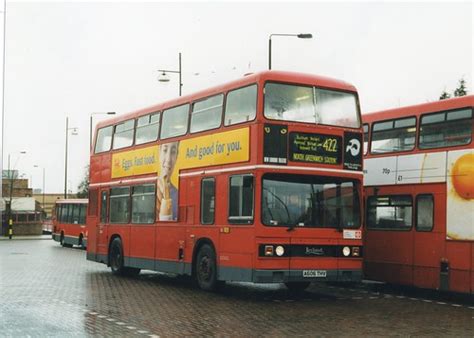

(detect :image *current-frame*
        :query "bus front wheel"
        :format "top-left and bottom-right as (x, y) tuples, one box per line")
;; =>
(195, 244), (222, 291)
(109, 238), (140, 276)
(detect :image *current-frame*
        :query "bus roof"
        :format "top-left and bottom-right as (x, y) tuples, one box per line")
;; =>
(362, 95), (474, 124)
(55, 199), (88, 204)
(96, 70), (357, 129)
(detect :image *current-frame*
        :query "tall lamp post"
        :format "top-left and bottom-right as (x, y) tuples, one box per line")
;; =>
(268, 33), (313, 70)
(64, 117), (78, 199)
(157, 52), (183, 96)
(33, 164), (45, 218)
(90, 112), (116, 151)
(5, 151), (26, 238)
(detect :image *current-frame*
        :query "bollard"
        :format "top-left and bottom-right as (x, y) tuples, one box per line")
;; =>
(8, 219), (13, 239)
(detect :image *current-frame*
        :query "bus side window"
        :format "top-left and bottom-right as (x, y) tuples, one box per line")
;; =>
(79, 204), (86, 225)
(100, 191), (108, 223)
(228, 174), (254, 224)
(363, 123), (369, 155)
(371, 117), (416, 154)
(225, 84), (257, 126)
(415, 194), (434, 232)
(201, 178), (215, 225)
(367, 195), (412, 230)
(94, 126), (113, 154)
(131, 185), (155, 224)
(110, 187), (131, 224)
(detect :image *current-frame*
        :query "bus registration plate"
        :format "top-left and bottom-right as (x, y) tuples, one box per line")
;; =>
(303, 270), (326, 278)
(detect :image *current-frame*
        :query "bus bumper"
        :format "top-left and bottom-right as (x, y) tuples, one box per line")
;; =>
(52, 233), (60, 242)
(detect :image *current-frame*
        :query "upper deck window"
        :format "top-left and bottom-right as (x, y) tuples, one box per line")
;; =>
(264, 83), (360, 128)
(190, 94), (223, 133)
(419, 108), (472, 149)
(371, 117), (416, 154)
(224, 85), (257, 126)
(161, 104), (190, 139)
(113, 120), (135, 150)
(135, 112), (160, 145)
(94, 126), (113, 154)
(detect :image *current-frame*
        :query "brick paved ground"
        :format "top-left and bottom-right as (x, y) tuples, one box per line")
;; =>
(0, 240), (472, 337)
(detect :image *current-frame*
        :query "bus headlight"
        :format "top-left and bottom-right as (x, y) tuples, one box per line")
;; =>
(351, 247), (360, 257)
(275, 245), (285, 257)
(342, 246), (351, 257)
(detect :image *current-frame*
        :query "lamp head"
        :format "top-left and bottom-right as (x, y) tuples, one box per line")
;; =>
(297, 33), (312, 39)
(158, 71), (170, 83)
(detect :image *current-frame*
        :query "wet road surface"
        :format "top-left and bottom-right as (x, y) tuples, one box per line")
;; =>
(0, 240), (472, 336)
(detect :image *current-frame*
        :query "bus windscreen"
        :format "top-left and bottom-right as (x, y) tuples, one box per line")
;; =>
(264, 83), (360, 128)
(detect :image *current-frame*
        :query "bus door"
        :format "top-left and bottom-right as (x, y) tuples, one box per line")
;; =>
(412, 189), (443, 290)
(97, 190), (109, 257)
(217, 174), (259, 282)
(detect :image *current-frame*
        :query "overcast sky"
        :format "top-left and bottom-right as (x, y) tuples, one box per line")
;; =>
(1, 1), (472, 194)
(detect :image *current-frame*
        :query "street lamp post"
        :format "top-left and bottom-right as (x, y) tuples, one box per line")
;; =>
(90, 112), (116, 151)
(64, 117), (78, 199)
(6, 151), (26, 238)
(268, 33), (313, 70)
(157, 52), (182, 96)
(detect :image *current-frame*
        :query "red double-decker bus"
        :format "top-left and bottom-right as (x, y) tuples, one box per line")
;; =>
(363, 95), (474, 294)
(86, 71), (364, 291)
(52, 199), (88, 248)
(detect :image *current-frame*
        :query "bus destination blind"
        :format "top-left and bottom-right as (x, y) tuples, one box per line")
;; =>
(289, 132), (342, 165)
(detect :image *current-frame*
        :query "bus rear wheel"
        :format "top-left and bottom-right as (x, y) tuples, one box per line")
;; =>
(285, 282), (311, 292)
(109, 238), (140, 276)
(195, 244), (222, 291)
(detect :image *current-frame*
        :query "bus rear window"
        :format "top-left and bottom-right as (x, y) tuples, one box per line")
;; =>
(94, 126), (113, 154)
(264, 83), (360, 128)
(367, 195), (412, 230)
(419, 108), (472, 149)
(371, 117), (416, 153)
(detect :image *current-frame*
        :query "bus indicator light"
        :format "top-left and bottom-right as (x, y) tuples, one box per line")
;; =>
(265, 245), (274, 256)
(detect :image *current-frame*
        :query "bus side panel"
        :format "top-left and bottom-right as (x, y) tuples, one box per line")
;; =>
(129, 224), (155, 270)
(217, 227), (254, 281)
(446, 240), (471, 293)
(87, 215), (98, 260)
(364, 230), (414, 286)
(155, 225), (186, 273)
(413, 231), (444, 290)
